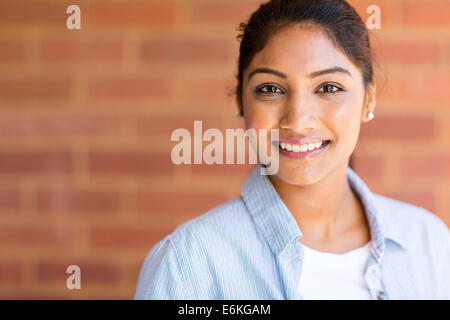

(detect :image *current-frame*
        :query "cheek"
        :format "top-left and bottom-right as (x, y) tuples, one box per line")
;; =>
(330, 93), (364, 149)
(242, 94), (282, 159)
(243, 100), (280, 131)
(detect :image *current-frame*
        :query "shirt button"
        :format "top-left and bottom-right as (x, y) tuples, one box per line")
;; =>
(376, 291), (387, 300)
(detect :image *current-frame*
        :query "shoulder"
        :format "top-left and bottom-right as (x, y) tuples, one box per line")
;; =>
(372, 193), (450, 298)
(373, 193), (449, 246)
(143, 196), (251, 257)
(166, 196), (255, 250)
(134, 196), (256, 299)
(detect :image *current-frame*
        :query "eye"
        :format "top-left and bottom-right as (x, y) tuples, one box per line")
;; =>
(316, 83), (344, 94)
(255, 84), (284, 95)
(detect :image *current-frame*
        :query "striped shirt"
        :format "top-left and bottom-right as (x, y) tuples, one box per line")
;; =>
(134, 165), (450, 299)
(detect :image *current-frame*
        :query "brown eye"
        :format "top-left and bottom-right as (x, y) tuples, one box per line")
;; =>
(317, 84), (343, 94)
(256, 84), (284, 95)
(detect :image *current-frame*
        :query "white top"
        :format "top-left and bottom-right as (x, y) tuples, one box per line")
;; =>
(298, 241), (372, 300)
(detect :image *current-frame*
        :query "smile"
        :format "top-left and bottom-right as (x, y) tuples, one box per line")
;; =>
(277, 140), (331, 160)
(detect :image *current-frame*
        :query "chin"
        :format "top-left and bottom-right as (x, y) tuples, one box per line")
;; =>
(272, 162), (324, 186)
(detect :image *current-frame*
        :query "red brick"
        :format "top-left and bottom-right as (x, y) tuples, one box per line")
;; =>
(137, 114), (223, 137)
(38, 261), (121, 285)
(88, 77), (173, 99)
(0, 188), (20, 211)
(88, 152), (174, 176)
(0, 226), (72, 246)
(0, 77), (71, 100)
(0, 152), (73, 175)
(404, 0), (450, 27)
(88, 2), (179, 27)
(400, 154), (450, 178)
(0, 261), (22, 284)
(347, 1), (392, 22)
(33, 112), (128, 137)
(137, 191), (228, 214)
(89, 226), (171, 249)
(36, 188), (120, 213)
(81, 291), (131, 300)
(0, 40), (25, 62)
(0, 291), (71, 300)
(141, 39), (230, 63)
(180, 77), (237, 100)
(346, 0), (403, 30)
(191, 2), (258, 24)
(400, 74), (450, 104)
(0, 112), (124, 139)
(374, 41), (440, 64)
(385, 191), (437, 214)
(191, 163), (254, 177)
(351, 154), (386, 178)
(40, 40), (124, 63)
(359, 114), (437, 141)
(75, 262), (121, 284)
(443, 41), (450, 63)
(123, 262), (144, 285)
(0, 114), (34, 137)
(0, 1), (67, 26)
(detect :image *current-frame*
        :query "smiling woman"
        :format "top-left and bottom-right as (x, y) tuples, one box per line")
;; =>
(134, 0), (449, 300)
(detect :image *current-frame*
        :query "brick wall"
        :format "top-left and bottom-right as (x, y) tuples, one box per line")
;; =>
(0, 0), (448, 299)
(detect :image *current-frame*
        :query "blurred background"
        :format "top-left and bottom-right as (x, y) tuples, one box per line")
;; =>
(0, 0), (448, 299)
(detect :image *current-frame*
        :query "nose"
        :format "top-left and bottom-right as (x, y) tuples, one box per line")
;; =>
(279, 91), (316, 132)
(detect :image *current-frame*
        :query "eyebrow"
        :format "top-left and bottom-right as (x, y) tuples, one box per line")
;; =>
(247, 68), (287, 80)
(308, 66), (352, 78)
(247, 66), (352, 80)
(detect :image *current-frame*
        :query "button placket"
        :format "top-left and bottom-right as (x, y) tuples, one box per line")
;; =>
(365, 255), (387, 300)
(369, 270), (389, 300)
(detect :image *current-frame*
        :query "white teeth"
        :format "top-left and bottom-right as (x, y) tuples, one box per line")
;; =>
(280, 141), (327, 153)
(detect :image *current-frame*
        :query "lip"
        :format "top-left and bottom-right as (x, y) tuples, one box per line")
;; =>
(276, 140), (331, 160)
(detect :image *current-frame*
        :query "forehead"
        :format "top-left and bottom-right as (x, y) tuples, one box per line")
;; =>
(246, 24), (360, 78)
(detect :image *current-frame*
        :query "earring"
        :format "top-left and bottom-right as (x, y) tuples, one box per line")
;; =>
(235, 110), (243, 117)
(367, 111), (374, 121)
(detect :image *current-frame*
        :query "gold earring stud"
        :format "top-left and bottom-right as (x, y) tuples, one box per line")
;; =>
(368, 111), (374, 121)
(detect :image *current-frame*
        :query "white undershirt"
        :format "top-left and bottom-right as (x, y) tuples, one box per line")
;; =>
(298, 241), (372, 300)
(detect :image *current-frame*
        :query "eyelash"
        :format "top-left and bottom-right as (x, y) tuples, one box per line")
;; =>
(254, 83), (345, 96)
(316, 83), (345, 94)
(255, 84), (284, 95)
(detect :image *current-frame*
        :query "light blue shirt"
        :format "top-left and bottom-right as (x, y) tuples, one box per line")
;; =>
(134, 165), (450, 300)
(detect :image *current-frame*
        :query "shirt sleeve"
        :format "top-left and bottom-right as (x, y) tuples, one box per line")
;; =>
(436, 223), (450, 300)
(425, 209), (450, 300)
(134, 236), (188, 299)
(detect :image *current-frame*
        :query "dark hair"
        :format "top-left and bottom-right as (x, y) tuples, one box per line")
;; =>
(235, 0), (374, 111)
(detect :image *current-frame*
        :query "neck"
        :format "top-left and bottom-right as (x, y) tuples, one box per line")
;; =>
(269, 163), (366, 243)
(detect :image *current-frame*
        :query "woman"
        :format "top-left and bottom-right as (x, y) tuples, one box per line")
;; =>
(135, 0), (449, 300)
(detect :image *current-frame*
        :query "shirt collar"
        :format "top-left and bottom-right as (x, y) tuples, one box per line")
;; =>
(241, 165), (408, 259)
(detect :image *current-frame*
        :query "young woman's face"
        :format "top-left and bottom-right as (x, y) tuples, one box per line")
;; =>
(241, 24), (374, 185)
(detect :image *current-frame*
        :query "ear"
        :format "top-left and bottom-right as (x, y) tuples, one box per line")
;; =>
(362, 83), (376, 123)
